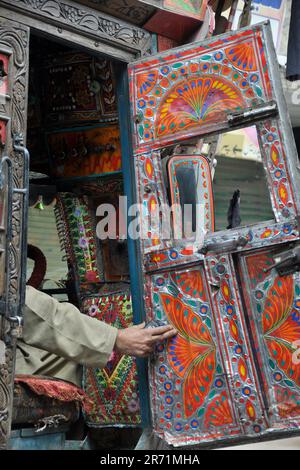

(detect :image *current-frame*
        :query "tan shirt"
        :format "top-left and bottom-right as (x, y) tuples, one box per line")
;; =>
(15, 286), (118, 387)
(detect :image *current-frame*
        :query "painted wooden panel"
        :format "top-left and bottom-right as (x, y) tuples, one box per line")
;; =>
(129, 25), (272, 155)
(239, 248), (300, 427)
(146, 263), (266, 446)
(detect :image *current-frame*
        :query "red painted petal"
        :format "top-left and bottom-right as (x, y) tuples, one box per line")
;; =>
(204, 391), (234, 428)
(167, 334), (211, 379)
(183, 349), (216, 418)
(161, 293), (213, 344)
(266, 338), (300, 388)
(171, 270), (207, 301)
(263, 276), (294, 334)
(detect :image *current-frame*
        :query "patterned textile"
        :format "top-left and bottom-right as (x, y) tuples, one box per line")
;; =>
(82, 293), (141, 427)
(14, 375), (93, 414)
(55, 181), (129, 288)
(42, 52), (118, 125)
(13, 380), (80, 425)
(54, 193), (102, 285)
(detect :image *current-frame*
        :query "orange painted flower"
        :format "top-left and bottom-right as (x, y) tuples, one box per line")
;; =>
(161, 294), (216, 418)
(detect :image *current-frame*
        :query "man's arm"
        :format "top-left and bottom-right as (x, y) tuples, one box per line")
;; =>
(24, 286), (176, 368)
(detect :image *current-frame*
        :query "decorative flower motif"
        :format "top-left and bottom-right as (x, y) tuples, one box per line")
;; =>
(99, 19), (118, 36)
(85, 270), (98, 282)
(64, 6), (80, 23)
(106, 307), (117, 324)
(88, 304), (98, 317)
(29, 0), (41, 8)
(263, 276), (300, 387)
(204, 392), (233, 428)
(90, 80), (101, 94)
(282, 224), (292, 235)
(161, 294), (216, 418)
(160, 66), (170, 75)
(169, 249), (178, 260)
(128, 399), (140, 413)
(156, 76), (245, 139)
(78, 237), (88, 249)
(214, 52), (223, 61)
(104, 388), (116, 401)
(74, 208), (82, 218)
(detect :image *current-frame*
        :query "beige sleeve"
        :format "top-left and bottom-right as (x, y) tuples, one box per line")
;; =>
(23, 286), (118, 368)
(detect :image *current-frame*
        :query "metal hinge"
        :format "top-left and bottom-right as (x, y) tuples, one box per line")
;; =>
(198, 235), (248, 255)
(264, 244), (300, 276)
(227, 101), (278, 127)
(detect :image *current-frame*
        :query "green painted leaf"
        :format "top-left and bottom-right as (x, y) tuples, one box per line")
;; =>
(257, 303), (262, 313)
(172, 62), (183, 68)
(296, 285), (300, 296)
(168, 285), (179, 297)
(200, 55), (212, 61)
(205, 318), (212, 329)
(284, 379), (295, 388)
(216, 364), (222, 374)
(187, 300), (198, 308)
(198, 408), (205, 417)
(153, 293), (159, 305)
(209, 390), (216, 399)
(255, 86), (263, 97)
(269, 359), (275, 370)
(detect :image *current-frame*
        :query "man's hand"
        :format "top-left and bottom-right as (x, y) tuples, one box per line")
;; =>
(114, 323), (177, 357)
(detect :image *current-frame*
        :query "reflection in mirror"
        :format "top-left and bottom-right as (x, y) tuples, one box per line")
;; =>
(202, 126), (274, 231)
(167, 155), (214, 242)
(27, 204), (68, 299)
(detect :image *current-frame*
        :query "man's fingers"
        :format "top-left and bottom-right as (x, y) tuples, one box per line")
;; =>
(134, 322), (145, 329)
(149, 328), (177, 344)
(160, 328), (177, 340)
(149, 324), (176, 336)
(136, 345), (154, 357)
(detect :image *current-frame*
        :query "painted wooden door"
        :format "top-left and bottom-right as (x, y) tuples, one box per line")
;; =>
(0, 12), (29, 449)
(128, 23), (300, 447)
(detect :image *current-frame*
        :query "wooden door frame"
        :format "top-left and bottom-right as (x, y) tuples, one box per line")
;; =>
(0, 1), (152, 62)
(0, 2), (152, 447)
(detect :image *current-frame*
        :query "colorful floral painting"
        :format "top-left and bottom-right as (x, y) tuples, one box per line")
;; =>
(131, 23), (300, 447)
(156, 76), (245, 138)
(129, 26), (270, 153)
(82, 293), (141, 426)
(240, 250), (300, 425)
(149, 268), (240, 446)
(55, 193), (101, 285)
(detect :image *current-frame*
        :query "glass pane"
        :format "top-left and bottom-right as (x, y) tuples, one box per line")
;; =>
(167, 155), (214, 241)
(27, 205), (68, 286)
(204, 126), (274, 231)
